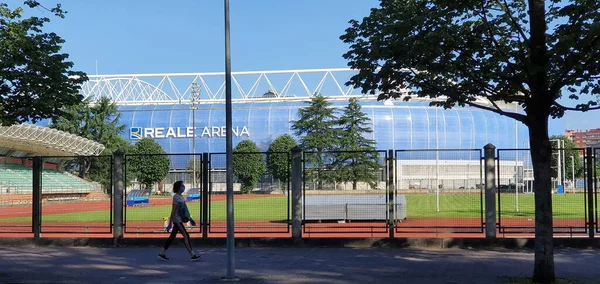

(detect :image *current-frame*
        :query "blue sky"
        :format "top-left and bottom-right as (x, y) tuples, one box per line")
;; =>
(5, 0), (599, 135)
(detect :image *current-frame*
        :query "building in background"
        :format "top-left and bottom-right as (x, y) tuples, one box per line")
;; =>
(566, 128), (600, 148)
(45, 68), (531, 191)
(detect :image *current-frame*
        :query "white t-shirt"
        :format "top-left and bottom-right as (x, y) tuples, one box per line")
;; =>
(170, 194), (186, 223)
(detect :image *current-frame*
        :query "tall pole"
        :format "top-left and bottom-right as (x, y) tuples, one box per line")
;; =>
(191, 82), (200, 189)
(557, 140), (562, 188)
(571, 155), (575, 188)
(435, 107), (440, 212)
(515, 102), (519, 212)
(224, 0), (235, 279)
(560, 140), (567, 187)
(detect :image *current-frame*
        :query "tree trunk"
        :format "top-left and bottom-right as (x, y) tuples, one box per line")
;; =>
(78, 157), (90, 179)
(529, 115), (555, 283)
(353, 180), (357, 190)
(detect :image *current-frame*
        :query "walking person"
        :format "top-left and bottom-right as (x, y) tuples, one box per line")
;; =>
(158, 180), (202, 261)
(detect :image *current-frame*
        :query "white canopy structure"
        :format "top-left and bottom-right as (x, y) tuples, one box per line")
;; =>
(0, 124), (105, 157)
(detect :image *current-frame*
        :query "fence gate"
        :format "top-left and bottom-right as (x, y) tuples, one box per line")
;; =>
(41, 155), (114, 235)
(395, 149), (484, 234)
(208, 152), (290, 236)
(302, 150), (390, 237)
(123, 153), (203, 235)
(594, 148), (600, 234)
(497, 148), (588, 236)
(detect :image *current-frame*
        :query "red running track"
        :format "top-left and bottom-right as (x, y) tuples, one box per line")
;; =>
(0, 218), (592, 239)
(0, 196), (591, 239)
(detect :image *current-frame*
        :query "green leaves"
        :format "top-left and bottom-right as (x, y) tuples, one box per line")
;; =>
(291, 94), (339, 186)
(0, 1), (86, 126)
(130, 138), (170, 190)
(233, 140), (266, 194)
(266, 134), (297, 188)
(291, 96), (381, 189)
(331, 98), (381, 190)
(341, 0), (600, 120)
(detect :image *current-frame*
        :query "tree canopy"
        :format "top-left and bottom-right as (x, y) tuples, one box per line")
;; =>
(0, 1), (87, 126)
(291, 94), (339, 187)
(332, 98), (381, 190)
(52, 96), (128, 179)
(340, 0), (600, 282)
(233, 140), (265, 194)
(130, 138), (170, 190)
(266, 134), (297, 191)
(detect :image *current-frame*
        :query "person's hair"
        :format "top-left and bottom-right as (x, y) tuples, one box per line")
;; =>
(173, 180), (184, 193)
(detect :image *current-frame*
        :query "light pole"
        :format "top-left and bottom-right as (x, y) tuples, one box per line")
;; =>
(550, 139), (563, 189)
(190, 82), (200, 189)
(571, 155), (575, 188)
(522, 140), (530, 194)
(224, 0), (235, 280)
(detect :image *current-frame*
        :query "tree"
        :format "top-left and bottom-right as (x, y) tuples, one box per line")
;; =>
(266, 134), (298, 191)
(340, 1), (600, 281)
(88, 139), (135, 194)
(0, 1), (87, 126)
(52, 96), (127, 179)
(232, 140), (265, 194)
(186, 156), (202, 188)
(130, 138), (170, 190)
(549, 135), (584, 183)
(333, 98), (381, 190)
(291, 95), (339, 188)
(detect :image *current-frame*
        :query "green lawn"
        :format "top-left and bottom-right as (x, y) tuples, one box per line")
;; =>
(0, 193), (588, 223)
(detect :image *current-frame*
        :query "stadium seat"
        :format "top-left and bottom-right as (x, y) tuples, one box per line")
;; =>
(0, 163), (95, 193)
(185, 188), (202, 202)
(125, 189), (151, 206)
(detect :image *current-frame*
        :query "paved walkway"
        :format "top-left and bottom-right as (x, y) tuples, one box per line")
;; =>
(0, 246), (599, 283)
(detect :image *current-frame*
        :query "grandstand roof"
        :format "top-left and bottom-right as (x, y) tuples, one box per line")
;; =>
(0, 124), (105, 157)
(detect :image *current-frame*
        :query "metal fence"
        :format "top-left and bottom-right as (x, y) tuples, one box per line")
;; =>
(0, 158), (33, 234)
(39, 155), (113, 235)
(208, 152), (290, 235)
(497, 149), (588, 236)
(394, 149), (484, 234)
(302, 150), (390, 236)
(6, 145), (600, 239)
(123, 153), (203, 235)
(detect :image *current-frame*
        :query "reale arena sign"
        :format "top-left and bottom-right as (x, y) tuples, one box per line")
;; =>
(129, 126), (250, 139)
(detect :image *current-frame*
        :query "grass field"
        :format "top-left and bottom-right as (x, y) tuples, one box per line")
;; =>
(0, 193), (588, 223)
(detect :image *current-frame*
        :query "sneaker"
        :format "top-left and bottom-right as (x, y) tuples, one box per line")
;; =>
(190, 254), (202, 262)
(158, 254), (169, 261)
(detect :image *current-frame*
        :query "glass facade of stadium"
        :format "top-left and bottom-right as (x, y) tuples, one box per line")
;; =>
(117, 100), (529, 190)
(119, 101), (528, 152)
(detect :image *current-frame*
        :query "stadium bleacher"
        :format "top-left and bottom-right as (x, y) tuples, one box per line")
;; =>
(186, 188), (201, 202)
(0, 124), (106, 206)
(0, 163), (95, 193)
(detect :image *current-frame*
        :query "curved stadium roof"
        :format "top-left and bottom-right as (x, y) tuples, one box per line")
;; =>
(0, 124), (105, 158)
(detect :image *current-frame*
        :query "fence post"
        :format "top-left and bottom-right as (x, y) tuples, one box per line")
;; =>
(484, 144), (496, 239)
(113, 149), (124, 244)
(32, 156), (42, 238)
(202, 152), (209, 238)
(388, 149), (395, 238)
(291, 146), (303, 239)
(586, 147), (595, 238)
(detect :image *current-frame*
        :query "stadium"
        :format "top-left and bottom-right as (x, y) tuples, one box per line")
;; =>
(4, 68), (581, 239)
(85, 68), (530, 190)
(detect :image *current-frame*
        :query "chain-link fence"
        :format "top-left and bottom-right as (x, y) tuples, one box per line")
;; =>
(497, 149), (588, 236)
(394, 149), (484, 234)
(302, 150), (390, 236)
(38, 156), (112, 235)
(208, 152), (290, 235)
(124, 153), (203, 236)
(0, 157), (33, 234)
